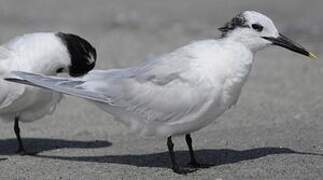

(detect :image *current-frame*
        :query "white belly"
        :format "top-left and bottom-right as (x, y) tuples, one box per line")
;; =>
(0, 86), (63, 122)
(156, 80), (248, 136)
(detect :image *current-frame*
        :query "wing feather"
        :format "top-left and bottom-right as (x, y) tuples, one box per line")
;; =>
(6, 71), (112, 103)
(7, 47), (213, 124)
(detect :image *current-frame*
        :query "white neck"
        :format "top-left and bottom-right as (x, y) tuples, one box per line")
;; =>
(223, 31), (269, 53)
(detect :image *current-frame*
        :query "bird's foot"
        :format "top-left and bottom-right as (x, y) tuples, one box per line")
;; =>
(187, 161), (212, 168)
(172, 166), (197, 175)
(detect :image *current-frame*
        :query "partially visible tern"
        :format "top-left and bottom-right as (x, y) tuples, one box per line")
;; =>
(6, 11), (316, 173)
(1, 32), (96, 154)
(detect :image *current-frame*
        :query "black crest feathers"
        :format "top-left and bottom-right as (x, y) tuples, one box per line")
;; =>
(218, 13), (249, 37)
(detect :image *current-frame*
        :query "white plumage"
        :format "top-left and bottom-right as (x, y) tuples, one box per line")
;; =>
(0, 33), (68, 122)
(1, 32), (96, 154)
(7, 11), (315, 173)
(87, 39), (253, 137)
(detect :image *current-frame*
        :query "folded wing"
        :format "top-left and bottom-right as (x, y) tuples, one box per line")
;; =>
(6, 48), (215, 124)
(6, 71), (112, 103)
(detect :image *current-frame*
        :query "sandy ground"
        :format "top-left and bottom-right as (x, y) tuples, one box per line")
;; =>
(0, 0), (323, 179)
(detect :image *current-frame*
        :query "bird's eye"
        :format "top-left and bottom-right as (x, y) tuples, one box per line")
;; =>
(252, 24), (264, 32)
(56, 67), (64, 73)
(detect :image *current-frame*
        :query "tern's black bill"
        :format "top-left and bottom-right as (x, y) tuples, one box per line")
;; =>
(263, 33), (311, 57)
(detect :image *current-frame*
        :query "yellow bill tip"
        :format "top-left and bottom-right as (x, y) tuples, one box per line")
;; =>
(309, 52), (318, 59)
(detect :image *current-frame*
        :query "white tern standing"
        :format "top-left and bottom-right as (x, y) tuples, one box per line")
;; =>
(6, 11), (316, 173)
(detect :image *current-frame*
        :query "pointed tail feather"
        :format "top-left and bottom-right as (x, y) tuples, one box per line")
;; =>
(5, 71), (111, 104)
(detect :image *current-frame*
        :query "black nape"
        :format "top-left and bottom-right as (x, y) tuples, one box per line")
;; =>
(56, 32), (97, 77)
(218, 13), (250, 37)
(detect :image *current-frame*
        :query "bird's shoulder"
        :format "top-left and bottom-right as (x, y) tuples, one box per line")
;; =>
(131, 40), (222, 82)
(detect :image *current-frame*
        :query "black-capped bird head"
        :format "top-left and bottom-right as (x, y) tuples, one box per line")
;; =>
(56, 32), (97, 77)
(219, 11), (317, 58)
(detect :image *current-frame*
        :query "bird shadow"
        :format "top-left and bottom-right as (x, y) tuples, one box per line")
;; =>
(33, 147), (323, 171)
(0, 138), (112, 155)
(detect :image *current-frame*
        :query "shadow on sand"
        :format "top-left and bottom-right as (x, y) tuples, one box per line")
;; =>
(0, 138), (112, 155)
(33, 147), (322, 171)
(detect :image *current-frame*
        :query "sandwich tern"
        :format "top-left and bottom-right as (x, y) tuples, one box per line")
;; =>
(1, 32), (96, 154)
(6, 11), (316, 173)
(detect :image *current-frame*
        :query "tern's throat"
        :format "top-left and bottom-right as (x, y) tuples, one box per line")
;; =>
(223, 32), (269, 53)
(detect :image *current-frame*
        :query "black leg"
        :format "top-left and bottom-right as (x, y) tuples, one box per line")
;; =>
(185, 134), (198, 165)
(167, 136), (178, 171)
(14, 117), (27, 155)
(167, 136), (195, 174)
(185, 134), (211, 168)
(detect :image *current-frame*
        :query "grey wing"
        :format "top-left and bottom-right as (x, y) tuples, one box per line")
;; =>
(5, 71), (112, 103)
(112, 74), (209, 123)
(7, 68), (208, 124)
(92, 51), (212, 123)
(7, 49), (212, 123)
